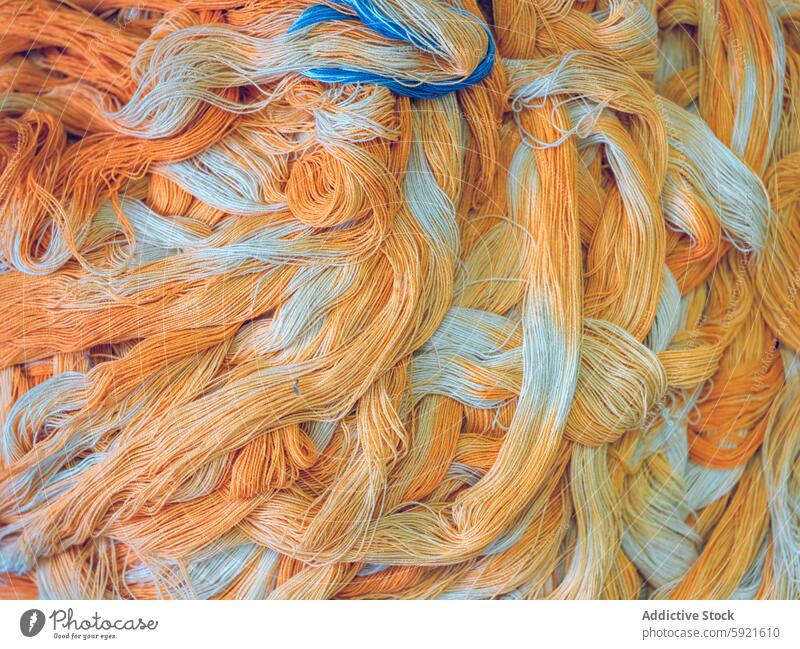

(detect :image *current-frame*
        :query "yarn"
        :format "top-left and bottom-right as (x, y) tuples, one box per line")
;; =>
(0, 0), (798, 600)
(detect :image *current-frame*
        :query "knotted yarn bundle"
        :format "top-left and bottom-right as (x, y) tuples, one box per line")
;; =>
(0, 0), (798, 600)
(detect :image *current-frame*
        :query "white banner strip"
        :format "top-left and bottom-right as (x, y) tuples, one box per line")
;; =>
(1, 600), (797, 648)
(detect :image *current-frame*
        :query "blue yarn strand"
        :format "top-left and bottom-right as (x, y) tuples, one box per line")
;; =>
(288, 1), (495, 98)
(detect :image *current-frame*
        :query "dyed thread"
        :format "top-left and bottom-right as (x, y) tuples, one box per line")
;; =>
(0, 0), (798, 600)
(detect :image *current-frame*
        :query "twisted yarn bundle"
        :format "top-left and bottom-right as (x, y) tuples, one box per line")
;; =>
(0, 0), (799, 599)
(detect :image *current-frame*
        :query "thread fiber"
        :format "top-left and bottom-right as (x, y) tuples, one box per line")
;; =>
(1, 0), (799, 600)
